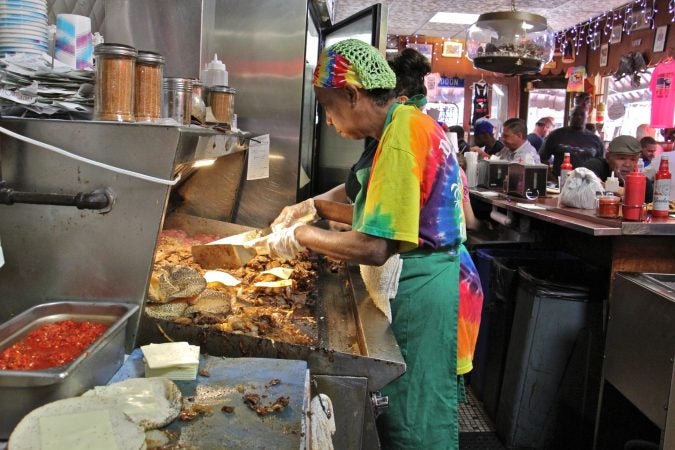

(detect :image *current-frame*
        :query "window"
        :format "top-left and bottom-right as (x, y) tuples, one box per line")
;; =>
(526, 88), (566, 131)
(602, 69), (653, 140)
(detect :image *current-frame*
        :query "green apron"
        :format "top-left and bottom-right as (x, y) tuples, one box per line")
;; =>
(377, 248), (460, 450)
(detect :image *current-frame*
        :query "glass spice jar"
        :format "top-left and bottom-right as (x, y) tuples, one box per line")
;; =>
(208, 85), (236, 126)
(94, 43), (138, 122)
(596, 192), (621, 218)
(134, 51), (165, 122)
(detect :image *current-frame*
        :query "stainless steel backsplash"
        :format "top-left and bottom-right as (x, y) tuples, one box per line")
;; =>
(46, 0), (105, 32)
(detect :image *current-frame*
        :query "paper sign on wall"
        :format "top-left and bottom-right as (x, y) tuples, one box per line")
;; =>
(247, 134), (269, 180)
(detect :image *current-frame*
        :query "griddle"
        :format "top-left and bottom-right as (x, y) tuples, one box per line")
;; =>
(137, 213), (405, 392)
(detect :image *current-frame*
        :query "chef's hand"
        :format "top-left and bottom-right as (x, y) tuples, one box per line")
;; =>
(265, 222), (307, 260)
(271, 198), (319, 232)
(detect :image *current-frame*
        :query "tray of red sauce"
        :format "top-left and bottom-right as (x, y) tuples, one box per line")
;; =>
(0, 320), (109, 370)
(0, 301), (138, 439)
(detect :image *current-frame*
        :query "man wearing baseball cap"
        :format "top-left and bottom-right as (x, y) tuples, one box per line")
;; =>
(469, 120), (504, 158)
(582, 135), (653, 202)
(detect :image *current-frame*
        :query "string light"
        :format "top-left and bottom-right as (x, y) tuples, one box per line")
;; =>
(556, 0), (675, 47)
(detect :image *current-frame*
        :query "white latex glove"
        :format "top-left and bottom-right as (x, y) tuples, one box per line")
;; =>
(256, 222), (306, 260)
(271, 198), (319, 232)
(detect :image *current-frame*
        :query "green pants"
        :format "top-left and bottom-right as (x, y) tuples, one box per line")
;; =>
(377, 249), (460, 450)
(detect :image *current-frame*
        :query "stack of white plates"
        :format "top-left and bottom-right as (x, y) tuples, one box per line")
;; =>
(0, 0), (48, 55)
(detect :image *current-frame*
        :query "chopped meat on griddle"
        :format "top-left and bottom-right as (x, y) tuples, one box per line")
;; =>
(148, 230), (319, 346)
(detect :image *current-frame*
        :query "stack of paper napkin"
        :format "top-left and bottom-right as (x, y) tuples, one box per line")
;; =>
(140, 342), (200, 380)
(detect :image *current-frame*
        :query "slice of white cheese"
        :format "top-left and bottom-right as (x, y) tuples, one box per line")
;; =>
(140, 342), (200, 369)
(260, 267), (294, 280)
(253, 279), (293, 288)
(39, 409), (118, 450)
(9, 397), (145, 450)
(204, 270), (241, 286)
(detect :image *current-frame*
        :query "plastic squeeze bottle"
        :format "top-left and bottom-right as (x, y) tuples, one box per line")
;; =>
(652, 154), (672, 218)
(201, 54), (228, 87)
(622, 165), (646, 221)
(560, 152), (573, 189)
(605, 171), (620, 194)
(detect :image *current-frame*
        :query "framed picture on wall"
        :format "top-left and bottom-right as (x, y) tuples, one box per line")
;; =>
(609, 25), (622, 45)
(591, 33), (601, 51)
(406, 43), (433, 62)
(653, 25), (668, 53)
(599, 43), (609, 67)
(442, 40), (463, 58)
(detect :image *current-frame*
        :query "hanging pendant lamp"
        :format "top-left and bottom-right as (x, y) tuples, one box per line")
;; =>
(466, 0), (554, 75)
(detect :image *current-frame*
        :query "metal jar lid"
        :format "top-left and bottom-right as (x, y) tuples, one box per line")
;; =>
(163, 77), (193, 92)
(209, 85), (236, 94)
(137, 50), (165, 65)
(94, 43), (138, 58)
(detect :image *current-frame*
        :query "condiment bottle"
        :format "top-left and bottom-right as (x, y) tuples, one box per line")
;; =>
(162, 78), (193, 125)
(652, 154), (671, 218)
(134, 51), (165, 122)
(605, 171), (620, 193)
(208, 85), (236, 126)
(597, 192), (620, 218)
(94, 43), (137, 122)
(622, 165), (647, 221)
(560, 152), (573, 189)
(201, 54), (228, 87)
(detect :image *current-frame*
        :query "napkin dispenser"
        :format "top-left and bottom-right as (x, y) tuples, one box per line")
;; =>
(477, 160), (511, 190)
(505, 163), (548, 198)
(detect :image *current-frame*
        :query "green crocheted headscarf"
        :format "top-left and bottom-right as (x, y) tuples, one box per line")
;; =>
(313, 39), (396, 90)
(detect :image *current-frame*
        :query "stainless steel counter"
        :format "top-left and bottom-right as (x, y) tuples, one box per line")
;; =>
(596, 273), (675, 449)
(0, 118), (223, 349)
(470, 189), (675, 236)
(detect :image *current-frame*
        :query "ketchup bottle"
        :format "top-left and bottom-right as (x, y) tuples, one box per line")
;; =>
(560, 152), (573, 189)
(622, 165), (646, 221)
(653, 154), (672, 218)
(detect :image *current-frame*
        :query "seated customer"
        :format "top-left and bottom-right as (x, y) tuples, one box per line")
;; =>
(495, 118), (541, 164)
(640, 136), (657, 167)
(469, 120), (504, 158)
(526, 116), (555, 151)
(448, 125), (469, 154)
(582, 135), (653, 202)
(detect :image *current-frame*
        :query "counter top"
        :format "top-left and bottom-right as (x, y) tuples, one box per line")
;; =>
(470, 189), (675, 236)
(110, 350), (309, 449)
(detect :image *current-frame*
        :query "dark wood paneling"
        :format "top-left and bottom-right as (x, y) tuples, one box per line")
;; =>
(546, 0), (675, 77)
(397, 36), (520, 133)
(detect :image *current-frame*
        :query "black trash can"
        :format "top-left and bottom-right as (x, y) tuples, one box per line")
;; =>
(495, 263), (605, 450)
(470, 248), (576, 419)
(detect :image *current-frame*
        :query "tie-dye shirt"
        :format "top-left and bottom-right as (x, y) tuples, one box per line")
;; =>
(352, 103), (466, 251)
(350, 103), (481, 375)
(457, 245), (483, 375)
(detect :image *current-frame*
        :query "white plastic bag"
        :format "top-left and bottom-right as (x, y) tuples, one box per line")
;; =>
(558, 167), (604, 209)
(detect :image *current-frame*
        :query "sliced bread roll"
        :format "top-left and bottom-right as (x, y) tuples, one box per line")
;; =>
(82, 377), (183, 430)
(8, 397), (146, 450)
